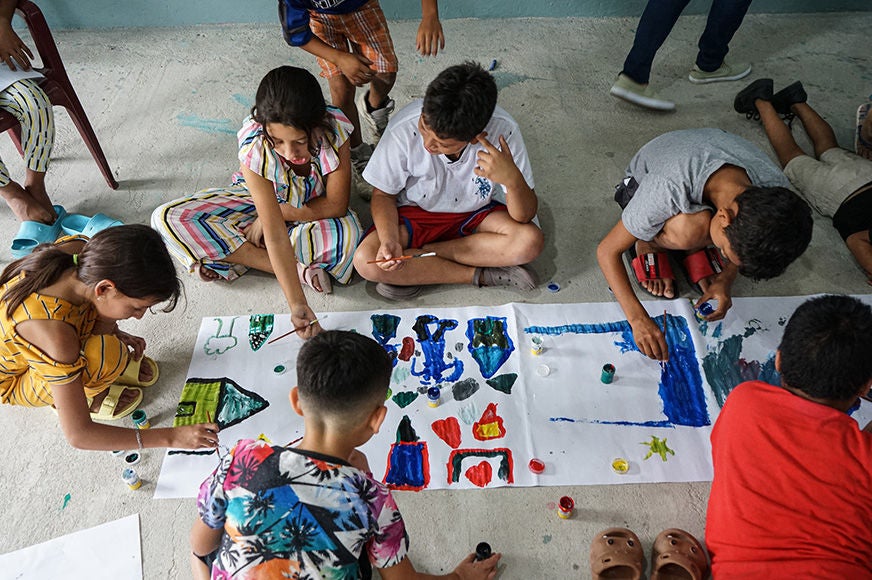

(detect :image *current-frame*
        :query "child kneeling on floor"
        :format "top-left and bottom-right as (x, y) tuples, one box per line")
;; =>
(0, 225), (218, 451)
(190, 330), (501, 580)
(706, 295), (872, 577)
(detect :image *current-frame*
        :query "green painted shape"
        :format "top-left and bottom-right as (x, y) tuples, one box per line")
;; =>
(174, 378), (221, 426)
(248, 314), (274, 351)
(392, 391), (419, 408)
(486, 373), (517, 394)
(217, 379), (269, 429)
(641, 435), (675, 462)
(392, 365), (411, 384)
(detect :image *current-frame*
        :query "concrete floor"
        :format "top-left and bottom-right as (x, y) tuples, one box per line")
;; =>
(0, 12), (870, 579)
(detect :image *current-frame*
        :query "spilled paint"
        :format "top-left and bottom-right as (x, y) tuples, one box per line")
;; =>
(452, 377), (479, 401)
(176, 113), (236, 135)
(61, 493), (71, 510)
(486, 373), (517, 394)
(232, 93), (253, 108)
(411, 315), (464, 384)
(524, 315), (710, 427)
(466, 316), (514, 378)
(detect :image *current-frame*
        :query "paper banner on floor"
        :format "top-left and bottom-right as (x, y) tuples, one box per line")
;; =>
(0, 513), (142, 579)
(155, 296), (872, 499)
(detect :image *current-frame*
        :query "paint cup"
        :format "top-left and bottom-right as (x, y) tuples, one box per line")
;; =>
(528, 458), (545, 474)
(474, 542), (492, 561)
(601, 363), (615, 384)
(547, 282), (560, 293)
(611, 457), (629, 474)
(273, 364), (287, 375)
(122, 468), (142, 490)
(557, 496), (575, 519)
(695, 300), (717, 321)
(110, 449), (125, 457)
(537, 364), (551, 377)
(530, 335), (544, 356)
(131, 409), (150, 429)
(124, 452), (141, 466)
(427, 386), (440, 408)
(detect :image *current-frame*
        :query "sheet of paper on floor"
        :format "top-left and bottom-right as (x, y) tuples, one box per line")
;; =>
(155, 296), (872, 499)
(0, 513), (142, 579)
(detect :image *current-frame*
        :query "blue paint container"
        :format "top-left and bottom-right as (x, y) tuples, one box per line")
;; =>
(427, 386), (441, 408)
(601, 363), (615, 384)
(695, 300), (717, 321)
(122, 468), (142, 490)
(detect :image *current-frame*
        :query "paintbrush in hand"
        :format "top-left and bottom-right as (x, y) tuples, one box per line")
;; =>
(267, 318), (320, 345)
(366, 251), (436, 264)
(660, 310), (669, 371)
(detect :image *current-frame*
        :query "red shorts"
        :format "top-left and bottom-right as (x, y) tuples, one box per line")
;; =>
(392, 202), (507, 248)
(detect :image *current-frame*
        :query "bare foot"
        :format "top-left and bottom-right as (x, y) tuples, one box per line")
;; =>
(1, 182), (55, 223)
(297, 262), (324, 293)
(635, 240), (675, 298)
(89, 386), (139, 417)
(198, 263), (222, 282)
(133, 357), (155, 383)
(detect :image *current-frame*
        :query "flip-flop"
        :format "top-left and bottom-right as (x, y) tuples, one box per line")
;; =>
(89, 384), (143, 421)
(590, 527), (646, 580)
(623, 243), (677, 299)
(114, 355), (159, 388)
(60, 212), (123, 238)
(10, 205), (66, 259)
(650, 528), (709, 580)
(297, 262), (333, 294)
(680, 247), (724, 294)
(856, 103), (872, 160)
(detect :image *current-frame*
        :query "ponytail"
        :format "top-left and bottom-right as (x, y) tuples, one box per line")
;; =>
(0, 246), (76, 317)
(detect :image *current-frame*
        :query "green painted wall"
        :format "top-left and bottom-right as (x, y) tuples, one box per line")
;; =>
(30, 0), (872, 30)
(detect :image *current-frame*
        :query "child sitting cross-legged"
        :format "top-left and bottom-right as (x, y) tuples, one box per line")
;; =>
(190, 330), (501, 580)
(706, 295), (872, 577)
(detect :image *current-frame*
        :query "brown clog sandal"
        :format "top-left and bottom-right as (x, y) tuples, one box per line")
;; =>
(590, 527), (645, 580)
(650, 528), (710, 580)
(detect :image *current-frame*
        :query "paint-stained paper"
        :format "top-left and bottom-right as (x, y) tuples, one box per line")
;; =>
(155, 297), (872, 498)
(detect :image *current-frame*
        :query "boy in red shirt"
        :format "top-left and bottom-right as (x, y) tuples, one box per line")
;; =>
(706, 295), (872, 578)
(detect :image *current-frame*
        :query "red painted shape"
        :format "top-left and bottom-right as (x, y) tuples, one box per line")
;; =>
(431, 417), (462, 448)
(398, 336), (415, 361)
(472, 402), (507, 441)
(465, 461), (493, 487)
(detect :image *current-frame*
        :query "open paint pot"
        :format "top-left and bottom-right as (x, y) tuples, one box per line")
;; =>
(557, 495), (575, 519)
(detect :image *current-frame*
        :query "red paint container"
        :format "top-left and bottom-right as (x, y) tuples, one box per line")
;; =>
(528, 458), (545, 474)
(557, 495), (574, 519)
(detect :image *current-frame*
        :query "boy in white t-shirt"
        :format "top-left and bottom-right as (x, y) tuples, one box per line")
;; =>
(353, 62), (543, 300)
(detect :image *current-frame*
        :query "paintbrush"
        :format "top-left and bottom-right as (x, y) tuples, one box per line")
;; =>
(660, 310), (669, 371)
(366, 251), (436, 264)
(267, 318), (321, 345)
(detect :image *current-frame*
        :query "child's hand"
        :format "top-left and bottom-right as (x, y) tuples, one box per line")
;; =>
(337, 53), (376, 87)
(115, 329), (146, 360)
(242, 218), (265, 248)
(631, 316), (668, 361)
(416, 16), (444, 56)
(474, 133), (523, 188)
(290, 304), (320, 339)
(0, 23), (33, 71)
(347, 449), (371, 472)
(453, 552), (501, 580)
(375, 240), (406, 271)
(695, 277), (732, 321)
(172, 423), (220, 450)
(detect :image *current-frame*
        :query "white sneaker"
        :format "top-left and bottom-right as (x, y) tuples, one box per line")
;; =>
(688, 61), (752, 84)
(609, 73), (675, 112)
(356, 90), (395, 145)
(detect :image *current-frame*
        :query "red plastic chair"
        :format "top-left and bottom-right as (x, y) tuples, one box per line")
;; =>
(0, 0), (118, 189)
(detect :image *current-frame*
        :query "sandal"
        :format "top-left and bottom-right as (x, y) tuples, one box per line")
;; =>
(89, 384), (143, 421)
(297, 262), (333, 294)
(650, 528), (709, 580)
(60, 212), (123, 238)
(10, 205), (67, 259)
(681, 248), (724, 294)
(114, 355), (159, 388)
(623, 243), (676, 298)
(590, 527), (645, 580)
(857, 102), (872, 161)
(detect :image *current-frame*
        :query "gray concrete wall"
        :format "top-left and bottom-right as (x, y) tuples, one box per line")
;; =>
(29, 0), (872, 30)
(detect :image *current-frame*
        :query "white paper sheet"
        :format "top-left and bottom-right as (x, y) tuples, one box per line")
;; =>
(155, 296), (872, 498)
(0, 514), (142, 579)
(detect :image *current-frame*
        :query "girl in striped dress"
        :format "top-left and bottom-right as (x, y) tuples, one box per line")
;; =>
(0, 225), (218, 451)
(152, 66), (363, 336)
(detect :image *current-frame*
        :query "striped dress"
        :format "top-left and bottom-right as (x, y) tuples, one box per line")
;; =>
(151, 107), (362, 283)
(0, 77), (54, 186)
(0, 274), (127, 407)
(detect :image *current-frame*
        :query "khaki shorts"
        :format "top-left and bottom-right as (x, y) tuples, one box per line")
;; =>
(309, 1), (398, 79)
(784, 147), (872, 217)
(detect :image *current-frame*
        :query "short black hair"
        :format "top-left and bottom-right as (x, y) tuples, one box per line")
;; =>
(779, 295), (872, 401)
(422, 61), (497, 142)
(296, 330), (391, 421)
(726, 186), (813, 280)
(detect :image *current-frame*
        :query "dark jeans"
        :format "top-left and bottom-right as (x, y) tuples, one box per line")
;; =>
(622, 0), (753, 84)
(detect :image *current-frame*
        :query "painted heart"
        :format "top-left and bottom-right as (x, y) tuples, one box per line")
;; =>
(465, 461), (493, 487)
(431, 416), (462, 448)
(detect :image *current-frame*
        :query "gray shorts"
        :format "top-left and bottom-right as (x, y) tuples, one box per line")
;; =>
(784, 147), (872, 217)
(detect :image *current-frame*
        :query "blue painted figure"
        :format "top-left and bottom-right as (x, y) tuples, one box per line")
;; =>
(410, 315), (464, 385)
(466, 317), (514, 379)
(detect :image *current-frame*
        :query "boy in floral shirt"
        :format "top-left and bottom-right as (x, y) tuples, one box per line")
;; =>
(190, 330), (501, 579)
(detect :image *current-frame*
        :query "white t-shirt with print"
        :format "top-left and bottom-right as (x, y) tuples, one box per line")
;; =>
(362, 100), (535, 213)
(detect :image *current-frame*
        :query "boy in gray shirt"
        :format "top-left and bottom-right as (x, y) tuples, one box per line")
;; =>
(597, 128), (812, 361)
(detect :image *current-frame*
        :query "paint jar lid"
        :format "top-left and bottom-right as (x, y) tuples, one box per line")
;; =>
(475, 542), (492, 560)
(427, 386), (440, 400)
(547, 282), (560, 293)
(124, 452), (141, 466)
(537, 364), (551, 377)
(558, 495), (575, 511)
(131, 409), (146, 421)
(122, 467), (137, 480)
(528, 458), (546, 474)
(273, 364), (286, 374)
(611, 457), (629, 474)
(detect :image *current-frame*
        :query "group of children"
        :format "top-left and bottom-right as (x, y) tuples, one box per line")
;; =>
(0, 0), (870, 577)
